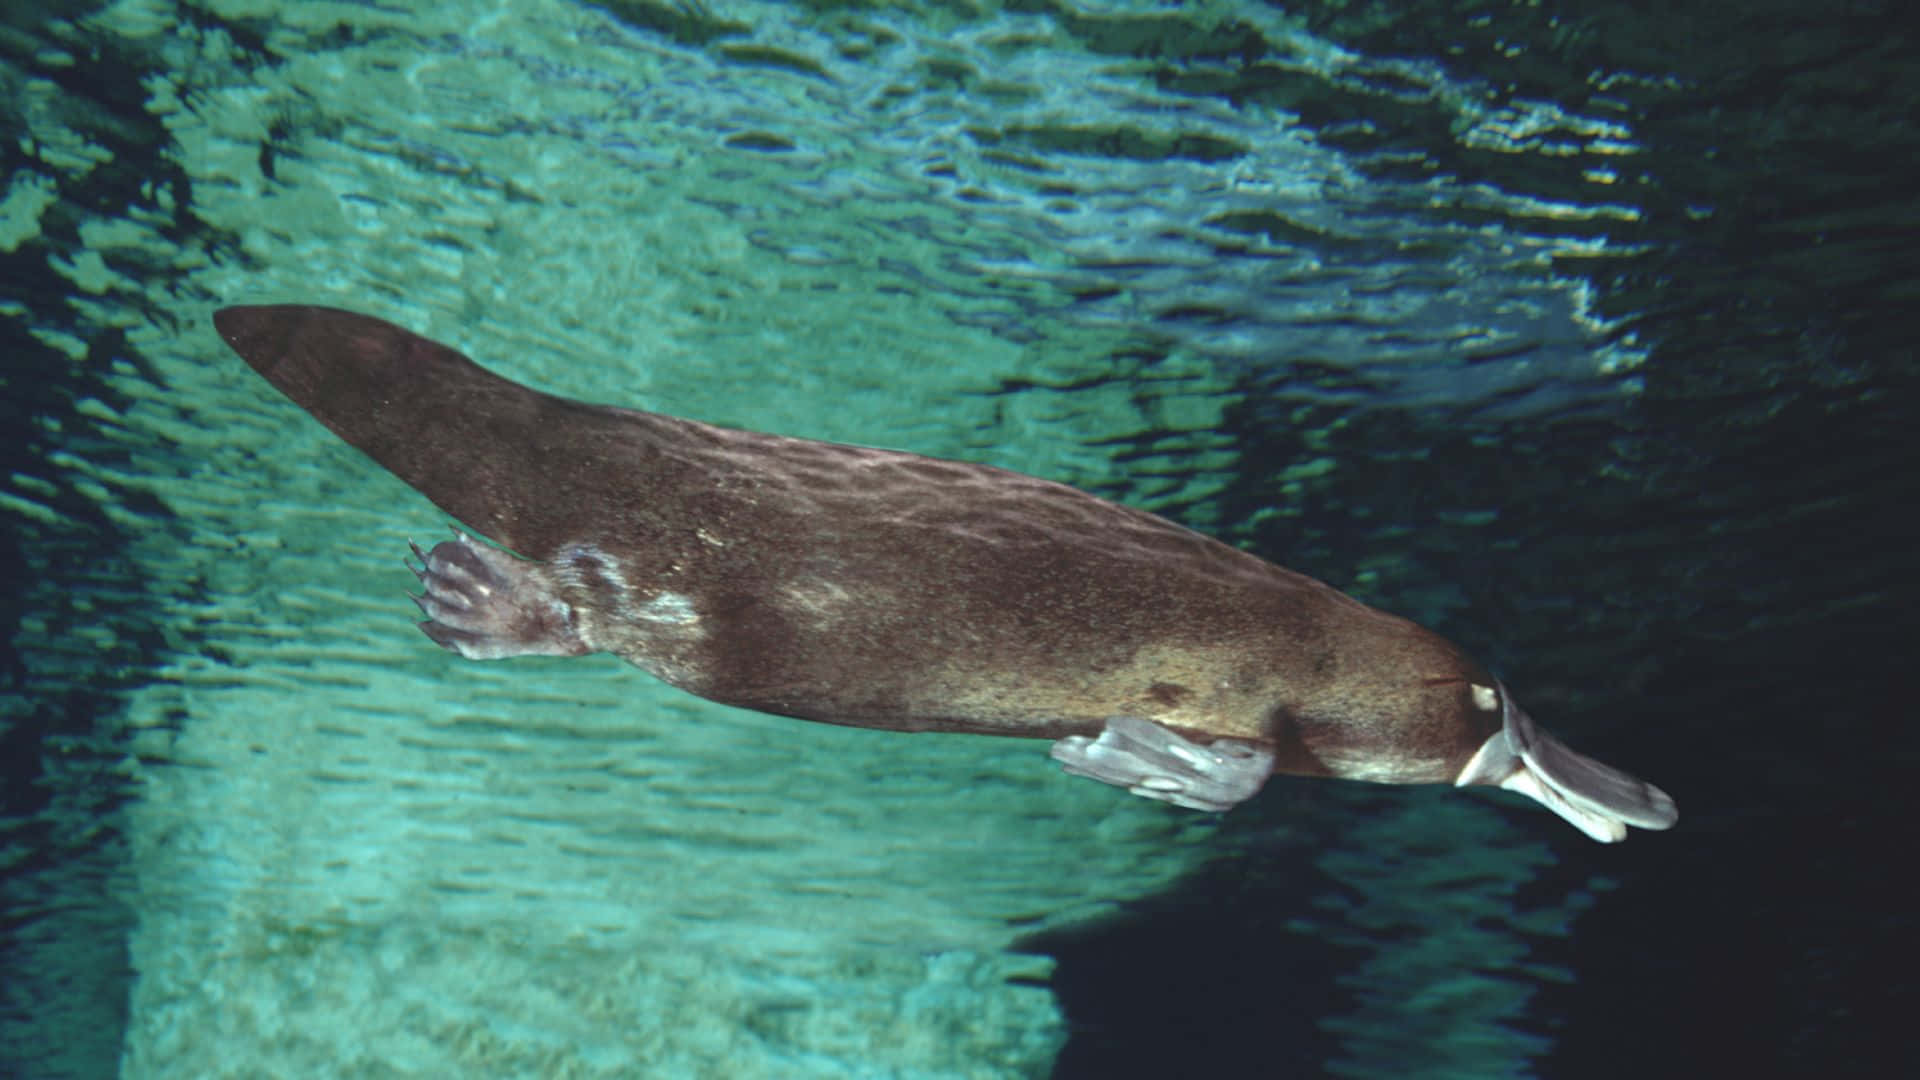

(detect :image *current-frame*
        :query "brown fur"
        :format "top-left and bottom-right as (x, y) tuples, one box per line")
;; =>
(216, 305), (1500, 783)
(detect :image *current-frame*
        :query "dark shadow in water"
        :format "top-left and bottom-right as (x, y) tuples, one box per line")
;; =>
(1021, 852), (1357, 1080)
(0, 7), (229, 1077)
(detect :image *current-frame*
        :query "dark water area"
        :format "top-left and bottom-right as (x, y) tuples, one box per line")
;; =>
(3, 1), (1914, 1077)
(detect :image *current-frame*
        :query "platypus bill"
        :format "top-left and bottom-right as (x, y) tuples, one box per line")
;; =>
(213, 304), (1677, 843)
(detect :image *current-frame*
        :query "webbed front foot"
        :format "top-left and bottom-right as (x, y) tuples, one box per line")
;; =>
(1051, 717), (1275, 811)
(408, 530), (589, 660)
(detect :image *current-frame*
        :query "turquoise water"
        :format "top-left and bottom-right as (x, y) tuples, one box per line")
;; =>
(4, 2), (1913, 1078)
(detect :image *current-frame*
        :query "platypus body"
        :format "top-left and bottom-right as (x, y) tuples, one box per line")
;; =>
(213, 305), (1676, 842)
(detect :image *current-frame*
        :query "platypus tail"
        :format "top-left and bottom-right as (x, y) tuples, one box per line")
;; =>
(1456, 681), (1679, 842)
(214, 304), (624, 561)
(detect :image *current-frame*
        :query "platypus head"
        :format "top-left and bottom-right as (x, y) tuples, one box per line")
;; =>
(1454, 680), (1678, 842)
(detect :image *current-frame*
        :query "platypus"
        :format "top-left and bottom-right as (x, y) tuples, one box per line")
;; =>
(213, 304), (1677, 842)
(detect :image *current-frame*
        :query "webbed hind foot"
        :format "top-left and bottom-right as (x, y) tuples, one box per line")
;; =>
(408, 530), (589, 660)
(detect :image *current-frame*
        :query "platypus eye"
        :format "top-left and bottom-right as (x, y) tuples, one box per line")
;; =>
(1470, 683), (1500, 711)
